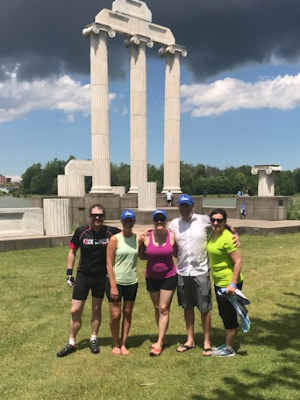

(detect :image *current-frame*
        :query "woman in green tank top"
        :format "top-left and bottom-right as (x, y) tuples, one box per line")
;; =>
(106, 209), (143, 355)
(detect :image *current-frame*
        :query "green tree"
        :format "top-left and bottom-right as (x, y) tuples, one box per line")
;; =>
(148, 164), (163, 192)
(20, 163), (42, 195)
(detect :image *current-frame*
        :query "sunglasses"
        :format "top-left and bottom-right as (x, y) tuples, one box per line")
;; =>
(153, 216), (166, 222)
(210, 218), (224, 224)
(90, 214), (105, 219)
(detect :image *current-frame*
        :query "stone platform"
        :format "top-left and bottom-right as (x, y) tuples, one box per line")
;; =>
(1, 217), (300, 253)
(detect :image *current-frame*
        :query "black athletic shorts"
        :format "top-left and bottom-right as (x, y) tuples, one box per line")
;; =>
(146, 274), (178, 292)
(214, 282), (243, 329)
(106, 279), (138, 302)
(72, 271), (106, 301)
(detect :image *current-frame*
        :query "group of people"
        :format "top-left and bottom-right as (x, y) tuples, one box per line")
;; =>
(57, 195), (244, 358)
(237, 187), (253, 197)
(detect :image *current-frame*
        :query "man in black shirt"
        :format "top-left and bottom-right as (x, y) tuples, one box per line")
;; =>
(57, 204), (120, 357)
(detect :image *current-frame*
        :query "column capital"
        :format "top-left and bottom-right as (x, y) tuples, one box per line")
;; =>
(123, 34), (154, 48)
(251, 164), (282, 175)
(158, 44), (187, 57)
(82, 23), (116, 38)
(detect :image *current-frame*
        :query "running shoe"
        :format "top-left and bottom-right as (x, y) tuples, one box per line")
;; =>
(57, 343), (76, 357)
(90, 339), (100, 354)
(212, 344), (226, 352)
(214, 347), (236, 357)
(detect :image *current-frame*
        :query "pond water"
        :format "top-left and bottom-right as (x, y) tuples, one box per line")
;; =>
(0, 197), (33, 208)
(202, 197), (236, 207)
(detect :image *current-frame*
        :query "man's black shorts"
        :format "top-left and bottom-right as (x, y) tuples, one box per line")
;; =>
(73, 271), (106, 300)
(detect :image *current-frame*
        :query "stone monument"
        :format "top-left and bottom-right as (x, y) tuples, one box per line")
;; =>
(251, 164), (282, 196)
(81, 0), (187, 194)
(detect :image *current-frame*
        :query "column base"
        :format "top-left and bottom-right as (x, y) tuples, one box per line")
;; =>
(128, 187), (138, 194)
(90, 186), (112, 193)
(161, 187), (182, 194)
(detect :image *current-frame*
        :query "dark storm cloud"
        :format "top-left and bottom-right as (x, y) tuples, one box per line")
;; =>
(1, 0), (300, 82)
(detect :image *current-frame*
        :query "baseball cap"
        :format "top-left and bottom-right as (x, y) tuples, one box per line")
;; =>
(152, 209), (167, 221)
(178, 194), (194, 206)
(121, 209), (136, 221)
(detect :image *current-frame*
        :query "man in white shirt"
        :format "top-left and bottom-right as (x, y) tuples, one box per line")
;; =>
(166, 190), (173, 207)
(169, 194), (213, 356)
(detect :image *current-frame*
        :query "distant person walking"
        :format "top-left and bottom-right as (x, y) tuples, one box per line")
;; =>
(166, 190), (173, 207)
(237, 189), (243, 196)
(240, 202), (246, 219)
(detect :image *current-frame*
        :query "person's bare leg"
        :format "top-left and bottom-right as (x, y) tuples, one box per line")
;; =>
(70, 299), (85, 341)
(109, 301), (122, 354)
(152, 289), (174, 349)
(177, 307), (195, 351)
(225, 327), (238, 349)
(149, 291), (167, 346)
(91, 297), (103, 336)
(201, 311), (212, 355)
(120, 301), (135, 355)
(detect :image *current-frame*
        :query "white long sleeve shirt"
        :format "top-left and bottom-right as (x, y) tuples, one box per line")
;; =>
(169, 213), (210, 276)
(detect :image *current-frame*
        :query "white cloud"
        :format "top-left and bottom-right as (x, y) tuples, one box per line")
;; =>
(181, 73), (300, 117)
(6, 175), (22, 182)
(0, 67), (116, 123)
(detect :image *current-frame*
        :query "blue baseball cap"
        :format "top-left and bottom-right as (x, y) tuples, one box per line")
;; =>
(178, 194), (194, 206)
(152, 209), (167, 220)
(121, 209), (136, 221)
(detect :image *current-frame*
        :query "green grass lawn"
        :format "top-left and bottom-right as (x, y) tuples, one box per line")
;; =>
(1, 234), (300, 400)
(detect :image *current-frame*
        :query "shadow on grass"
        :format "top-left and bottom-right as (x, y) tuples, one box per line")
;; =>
(190, 291), (300, 400)
(76, 333), (192, 352)
(239, 291), (300, 352)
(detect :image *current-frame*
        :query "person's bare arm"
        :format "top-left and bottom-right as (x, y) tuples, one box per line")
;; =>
(138, 234), (149, 260)
(106, 236), (119, 301)
(227, 250), (242, 295)
(66, 248), (77, 287)
(226, 225), (240, 248)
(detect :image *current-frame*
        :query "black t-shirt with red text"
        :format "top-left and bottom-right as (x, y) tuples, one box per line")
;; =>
(69, 224), (120, 275)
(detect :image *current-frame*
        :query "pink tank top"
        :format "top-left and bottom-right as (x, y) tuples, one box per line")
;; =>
(145, 231), (176, 280)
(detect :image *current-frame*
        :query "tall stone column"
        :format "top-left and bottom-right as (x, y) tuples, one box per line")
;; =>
(89, 25), (116, 193)
(159, 45), (187, 193)
(125, 35), (153, 194)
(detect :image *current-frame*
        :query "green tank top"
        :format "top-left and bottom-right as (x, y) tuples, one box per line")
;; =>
(114, 233), (139, 285)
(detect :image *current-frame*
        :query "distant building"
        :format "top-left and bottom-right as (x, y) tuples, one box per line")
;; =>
(0, 174), (12, 184)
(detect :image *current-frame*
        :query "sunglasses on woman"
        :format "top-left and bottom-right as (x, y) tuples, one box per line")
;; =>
(210, 218), (224, 223)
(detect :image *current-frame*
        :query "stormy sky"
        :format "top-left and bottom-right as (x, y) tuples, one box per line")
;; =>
(1, 0), (300, 83)
(2, 0), (300, 178)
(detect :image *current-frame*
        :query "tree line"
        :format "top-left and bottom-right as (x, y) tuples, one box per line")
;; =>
(17, 157), (300, 196)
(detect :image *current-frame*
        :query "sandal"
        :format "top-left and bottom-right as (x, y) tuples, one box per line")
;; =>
(150, 347), (162, 357)
(203, 348), (213, 356)
(176, 343), (196, 353)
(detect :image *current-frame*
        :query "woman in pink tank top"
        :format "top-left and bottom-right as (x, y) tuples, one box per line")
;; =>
(139, 209), (177, 356)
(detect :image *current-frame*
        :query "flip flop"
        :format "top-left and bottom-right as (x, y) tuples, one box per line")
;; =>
(176, 344), (196, 353)
(150, 343), (168, 349)
(150, 347), (162, 357)
(202, 348), (213, 356)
